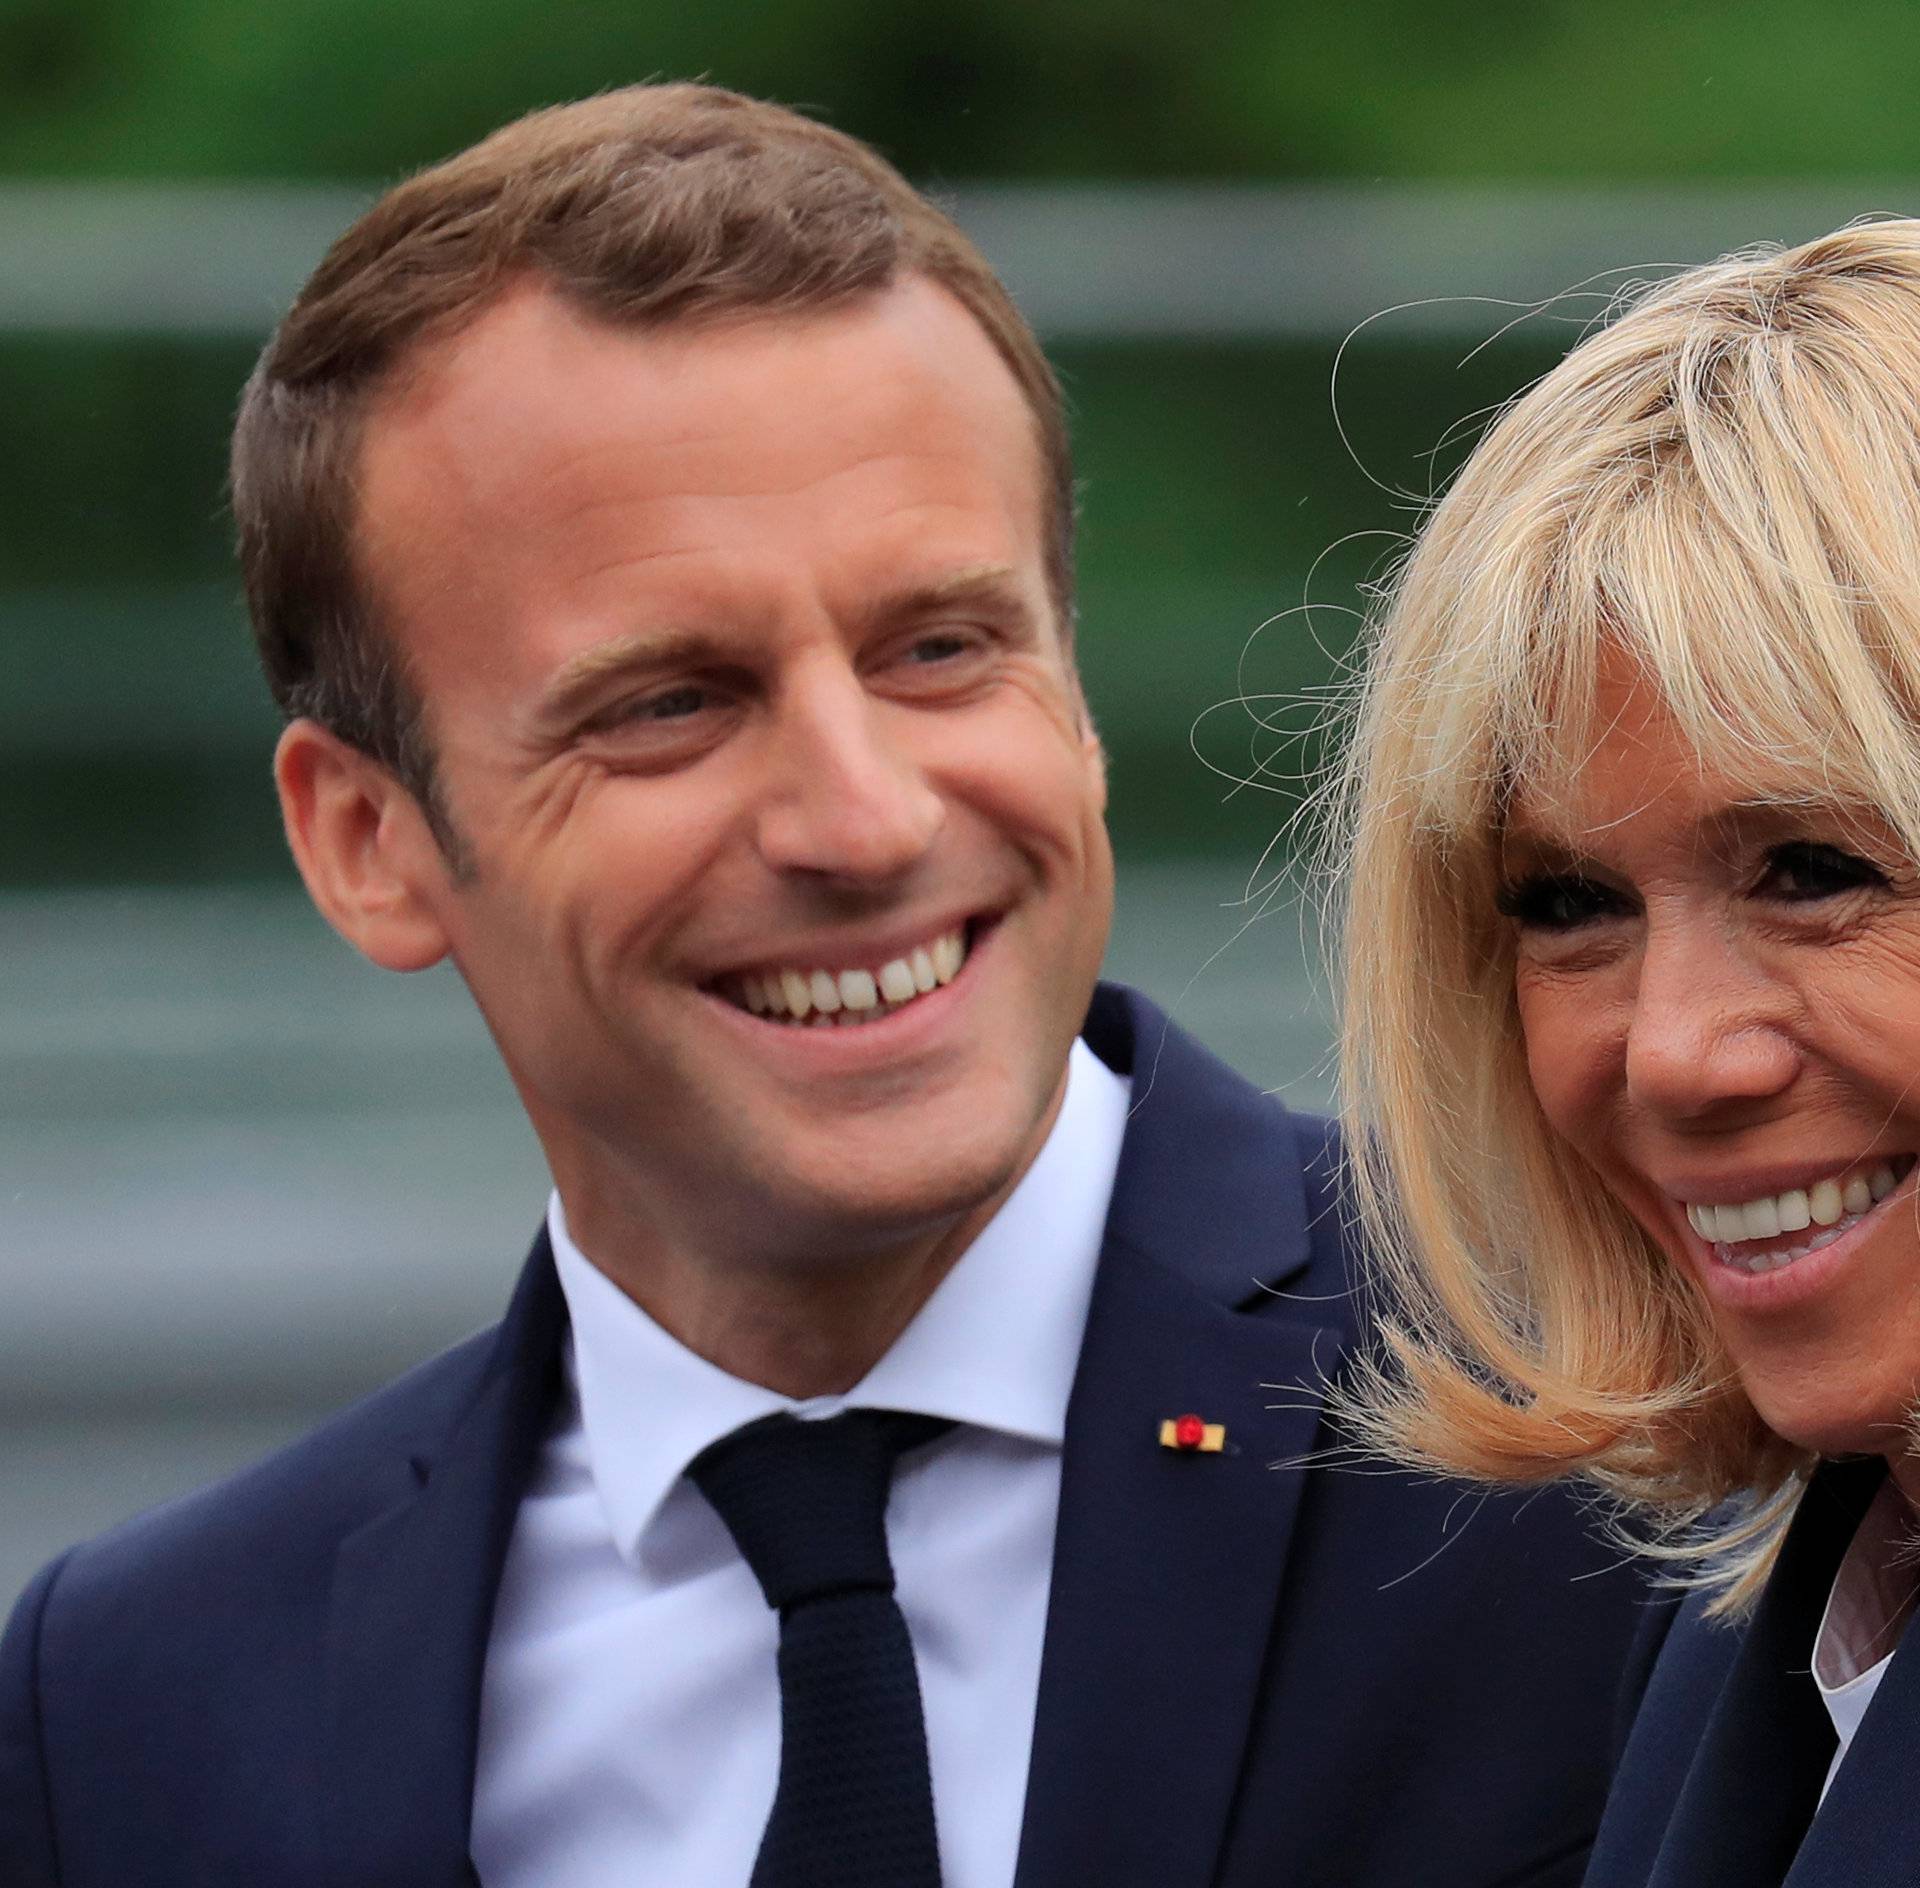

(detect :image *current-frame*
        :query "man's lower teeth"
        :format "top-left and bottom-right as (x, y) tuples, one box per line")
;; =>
(777, 996), (914, 1027)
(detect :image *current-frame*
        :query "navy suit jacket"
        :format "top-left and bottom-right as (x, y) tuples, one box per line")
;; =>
(2, 985), (1649, 1886)
(1587, 1455), (1920, 1888)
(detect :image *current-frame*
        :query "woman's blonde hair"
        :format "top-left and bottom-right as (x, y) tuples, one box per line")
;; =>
(1330, 219), (1920, 1608)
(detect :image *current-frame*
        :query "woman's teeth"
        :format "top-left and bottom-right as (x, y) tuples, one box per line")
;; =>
(1682, 1157), (1915, 1273)
(728, 928), (967, 1027)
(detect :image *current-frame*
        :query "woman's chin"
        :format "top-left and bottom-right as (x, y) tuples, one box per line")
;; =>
(1735, 1379), (1916, 1469)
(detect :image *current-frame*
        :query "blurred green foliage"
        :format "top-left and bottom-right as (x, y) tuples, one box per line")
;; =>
(0, 0), (1915, 182)
(1, 0), (1904, 883)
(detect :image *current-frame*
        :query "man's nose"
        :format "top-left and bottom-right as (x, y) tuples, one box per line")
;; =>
(752, 669), (945, 881)
(1621, 919), (1801, 1120)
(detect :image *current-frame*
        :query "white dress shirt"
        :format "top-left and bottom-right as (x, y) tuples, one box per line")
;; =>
(1812, 1474), (1920, 1802)
(471, 1039), (1130, 1888)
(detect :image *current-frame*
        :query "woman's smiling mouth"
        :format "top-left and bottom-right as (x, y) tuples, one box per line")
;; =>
(1678, 1155), (1918, 1274)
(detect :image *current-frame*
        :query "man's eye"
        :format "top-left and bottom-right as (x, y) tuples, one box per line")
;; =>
(1757, 841), (1888, 902)
(1494, 873), (1628, 931)
(607, 684), (710, 725)
(902, 633), (973, 665)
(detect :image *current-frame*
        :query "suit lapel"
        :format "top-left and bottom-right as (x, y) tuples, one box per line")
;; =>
(322, 1235), (566, 1888)
(317, 990), (1323, 1888)
(1786, 1468), (1920, 1887)
(1013, 989), (1337, 1888)
(1643, 1460), (1881, 1888)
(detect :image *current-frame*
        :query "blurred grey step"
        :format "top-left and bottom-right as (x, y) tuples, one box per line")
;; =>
(0, 868), (1332, 1414)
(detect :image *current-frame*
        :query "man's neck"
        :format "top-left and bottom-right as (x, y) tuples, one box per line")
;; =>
(554, 1191), (1011, 1398)
(661, 1249), (962, 1397)
(544, 1057), (1076, 1397)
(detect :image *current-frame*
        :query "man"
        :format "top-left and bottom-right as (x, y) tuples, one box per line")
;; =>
(0, 86), (1650, 1887)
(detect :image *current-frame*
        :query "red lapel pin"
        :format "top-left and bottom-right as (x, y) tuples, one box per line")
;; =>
(1159, 1411), (1226, 1452)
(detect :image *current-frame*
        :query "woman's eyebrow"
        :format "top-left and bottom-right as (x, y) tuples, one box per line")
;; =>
(1697, 798), (1869, 855)
(1497, 828), (1587, 873)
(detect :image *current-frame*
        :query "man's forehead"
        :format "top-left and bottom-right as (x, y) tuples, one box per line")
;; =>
(359, 278), (1042, 529)
(372, 271), (1016, 433)
(350, 273), (1064, 693)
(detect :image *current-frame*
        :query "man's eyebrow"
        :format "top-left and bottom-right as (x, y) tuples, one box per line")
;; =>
(532, 629), (724, 731)
(863, 563), (1026, 622)
(528, 566), (1030, 732)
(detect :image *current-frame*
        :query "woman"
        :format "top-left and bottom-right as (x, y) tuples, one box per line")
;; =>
(1333, 219), (1920, 1885)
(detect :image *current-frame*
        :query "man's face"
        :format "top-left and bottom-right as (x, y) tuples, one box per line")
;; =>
(346, 276), (1112, 1280)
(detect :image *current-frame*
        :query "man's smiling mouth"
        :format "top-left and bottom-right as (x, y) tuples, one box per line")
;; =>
(1680, 1155), (1918, 1274)
(716, 924), (971, 1027)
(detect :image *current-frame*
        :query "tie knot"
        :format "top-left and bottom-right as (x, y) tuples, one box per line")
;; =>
(689, 1409), (950, 1613)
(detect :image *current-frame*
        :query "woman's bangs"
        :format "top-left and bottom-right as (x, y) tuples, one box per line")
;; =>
(1464, 458), (1920, 830)
(1597, 473), (1920, 824)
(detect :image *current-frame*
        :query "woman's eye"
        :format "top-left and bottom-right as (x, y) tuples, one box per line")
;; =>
(1757, 841), (1887, 902)
(1495, 873), (1628, 931)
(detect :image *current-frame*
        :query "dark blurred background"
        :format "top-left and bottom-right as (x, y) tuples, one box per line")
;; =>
(8, 0), (1917, 1592)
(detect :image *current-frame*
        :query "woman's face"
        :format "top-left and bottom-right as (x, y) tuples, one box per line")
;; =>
(1502, 665), (1920, 1473)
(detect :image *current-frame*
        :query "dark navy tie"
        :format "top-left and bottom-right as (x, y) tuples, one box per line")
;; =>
(689, 1409), (952, 1888)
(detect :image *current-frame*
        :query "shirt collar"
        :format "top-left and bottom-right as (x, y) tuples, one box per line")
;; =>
(549, 1037), (1131, 1565)
(1813, 1472), (1920, 1777)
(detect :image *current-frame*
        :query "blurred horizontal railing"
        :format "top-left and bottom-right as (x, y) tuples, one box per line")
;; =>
(0, 179), (1915, 339)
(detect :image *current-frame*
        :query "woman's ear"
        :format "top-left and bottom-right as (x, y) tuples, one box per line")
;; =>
(273, 719), (455, 972)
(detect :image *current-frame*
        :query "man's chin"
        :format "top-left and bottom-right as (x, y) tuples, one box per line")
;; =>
(761, 1147), (1033, 1268)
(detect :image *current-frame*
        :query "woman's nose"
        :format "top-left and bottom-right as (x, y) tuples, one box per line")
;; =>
(1622, 924), (1800, 1120)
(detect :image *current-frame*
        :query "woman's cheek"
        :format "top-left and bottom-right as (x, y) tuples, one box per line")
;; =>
(1514, 973), (1605, 1147)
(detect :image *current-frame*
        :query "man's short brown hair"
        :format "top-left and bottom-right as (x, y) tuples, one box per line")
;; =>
(231, 83), (1074, 810)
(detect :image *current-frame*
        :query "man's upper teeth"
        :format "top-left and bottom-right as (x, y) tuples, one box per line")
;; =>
(737, 928), (965, 1019)
(1683, 1161), (1903, 1243)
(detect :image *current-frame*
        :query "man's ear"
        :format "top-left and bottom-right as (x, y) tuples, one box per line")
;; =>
(1076, 693), (1109, 815)
(274, 718), (454, 972)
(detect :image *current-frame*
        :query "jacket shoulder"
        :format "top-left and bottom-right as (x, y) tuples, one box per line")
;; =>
(21, 1320), (503, 1625)
(0, 1553), (66, 1887)
(1087, 981), (1353, 1311)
